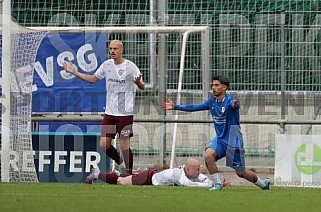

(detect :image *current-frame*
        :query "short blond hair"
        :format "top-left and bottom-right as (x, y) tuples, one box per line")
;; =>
(110, 40), (123, 50)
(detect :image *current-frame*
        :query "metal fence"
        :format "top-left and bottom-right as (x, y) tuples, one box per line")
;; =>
(11, 0), (321, 170)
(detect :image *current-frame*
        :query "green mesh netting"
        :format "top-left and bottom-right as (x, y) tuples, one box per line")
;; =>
(11, 0), (321, 91)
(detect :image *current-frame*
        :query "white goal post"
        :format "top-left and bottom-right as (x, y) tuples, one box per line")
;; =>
(1, 24), (210, 182)
(1, 4), (48, 182)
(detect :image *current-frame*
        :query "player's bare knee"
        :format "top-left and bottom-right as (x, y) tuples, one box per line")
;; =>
(99, 141), (111, 149)
(99, 142), (105, 149)
(204, 152), (214, 161)
(99, 143), (109, 149)
(99, 136), (113, 149)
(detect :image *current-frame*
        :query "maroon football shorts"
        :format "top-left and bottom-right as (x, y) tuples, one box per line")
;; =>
(131, 169), (159, 185)
(101, 114), (133, 139)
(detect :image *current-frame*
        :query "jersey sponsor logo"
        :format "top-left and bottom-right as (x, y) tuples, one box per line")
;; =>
(213, 115), (226, 123)
(107, 78), (125, 83)
(221, 107), (225, 113)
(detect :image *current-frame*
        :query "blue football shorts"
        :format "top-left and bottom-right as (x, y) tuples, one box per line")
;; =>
(206, 137), (246, 171)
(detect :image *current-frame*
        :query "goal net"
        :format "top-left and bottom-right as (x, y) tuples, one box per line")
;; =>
(0, 17), (47, 182)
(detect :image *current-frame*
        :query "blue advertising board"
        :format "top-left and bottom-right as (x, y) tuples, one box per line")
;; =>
(30, 34), (110, 182)
(32, 132), (110, 182)
(33, 33), (107, 113)
(0, 33), (111, 182)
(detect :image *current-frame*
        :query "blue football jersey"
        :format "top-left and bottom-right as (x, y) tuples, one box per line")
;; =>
(208, 94), (243, 146)
(174, 93), (243, 147)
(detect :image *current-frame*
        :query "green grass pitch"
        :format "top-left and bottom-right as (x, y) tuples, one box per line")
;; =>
(0, 183), (320, 211)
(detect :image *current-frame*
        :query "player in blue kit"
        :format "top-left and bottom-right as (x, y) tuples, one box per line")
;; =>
(161, 75), (270, 191)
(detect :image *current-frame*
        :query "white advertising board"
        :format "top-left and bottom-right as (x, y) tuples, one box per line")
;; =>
(275, 134), (321, 188)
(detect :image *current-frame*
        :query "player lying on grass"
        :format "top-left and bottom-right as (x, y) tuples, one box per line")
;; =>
(86, 158), (231, 187)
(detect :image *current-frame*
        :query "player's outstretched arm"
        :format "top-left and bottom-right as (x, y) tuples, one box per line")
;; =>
(161, 98), (174, 110)
(62, 61), (99, 83)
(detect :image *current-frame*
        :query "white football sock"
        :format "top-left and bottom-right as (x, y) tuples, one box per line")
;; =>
(210, 173), (221, 184)
(255, 177), (266, 188)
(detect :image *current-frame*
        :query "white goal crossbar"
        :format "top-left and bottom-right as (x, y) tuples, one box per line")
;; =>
(28, 26), (209, 34)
